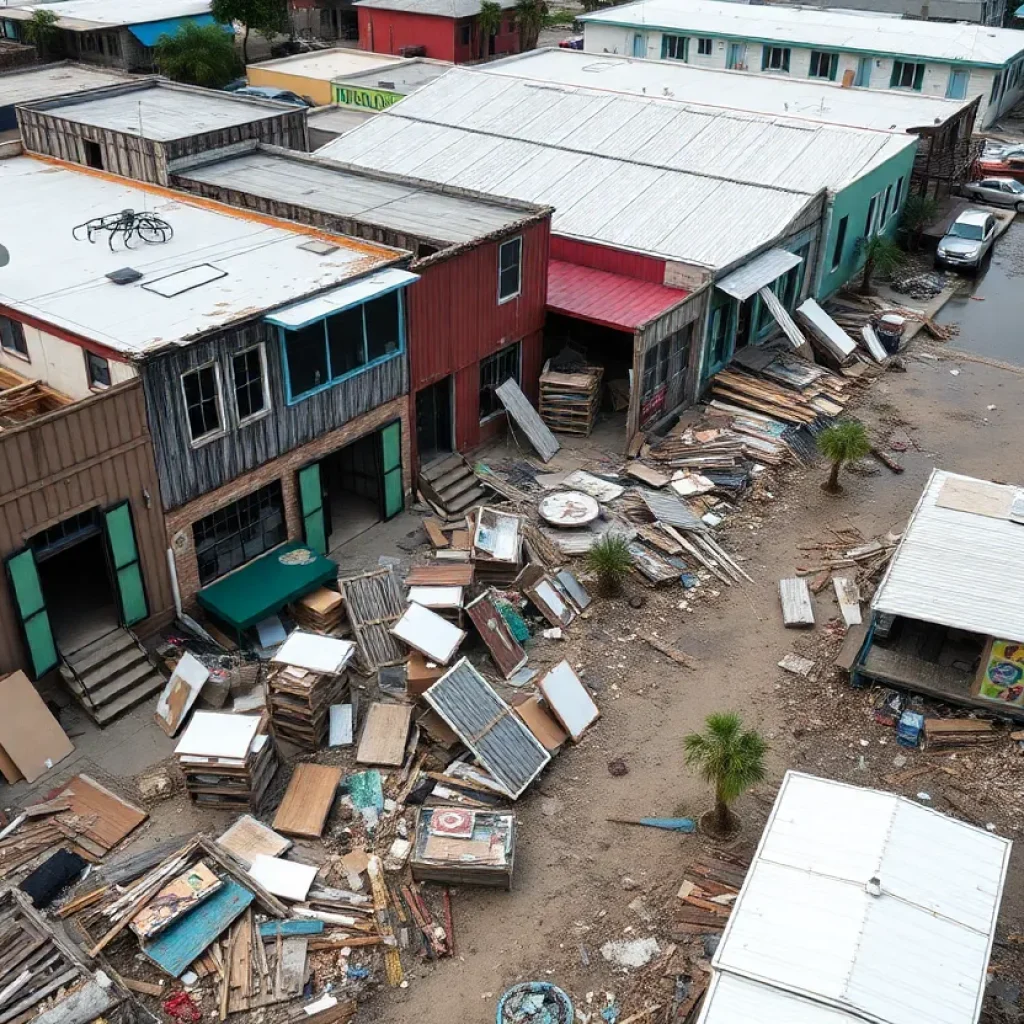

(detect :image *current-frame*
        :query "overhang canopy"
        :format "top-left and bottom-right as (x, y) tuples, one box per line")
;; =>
(546, 259), (689, 333)
(196, 541), (338, 631)
(265, 267), (418, 330)
(716, 248), (802, 301)
(128, 14), (224, 45)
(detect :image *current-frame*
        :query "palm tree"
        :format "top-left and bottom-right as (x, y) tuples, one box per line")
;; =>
(684, 713), (767, 834)
(477, 0), (503, 58)
(154, 22), (242, 88)
(514, 0), (545, 50)
(585, 534), (632, 597)
(901, 193), (940, 252)
(857, 234), (904, 295)
(22, 9), (59, 60)
(816, 419), (871, 494)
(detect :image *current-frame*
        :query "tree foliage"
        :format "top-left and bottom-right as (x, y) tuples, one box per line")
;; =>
(901, 193), (940, 251)
(477, 0), (503, 57)
(22, 9), (59, 58)
(154, 22), (242, 89)
(856, 234), (904, 295)
(210, 0), (287, 63)
(684, 713), (767, 833)
(514, 0), (546, 49)
(816, 419), (871, 494)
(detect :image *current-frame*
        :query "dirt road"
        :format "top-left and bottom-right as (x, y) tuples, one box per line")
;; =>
(361, 343), (1024, 1023)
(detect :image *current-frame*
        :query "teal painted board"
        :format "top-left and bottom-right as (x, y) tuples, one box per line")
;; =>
(258, 919), (324, 938)
(145, 880), (254, 977)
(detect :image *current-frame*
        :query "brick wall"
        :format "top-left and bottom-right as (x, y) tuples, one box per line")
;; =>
(165, 396), (411, 608)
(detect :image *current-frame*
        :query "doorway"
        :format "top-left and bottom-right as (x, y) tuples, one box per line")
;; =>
(83, 139), (103, 170)
(735, 295), (755, 351)
(321, 432), (383, 550)
(416, 377), (453, 464)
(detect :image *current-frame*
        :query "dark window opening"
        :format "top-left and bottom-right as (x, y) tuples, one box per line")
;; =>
(83, 139), (103, 170)
(0, 315), (28, 358)
(232, 345), (265, 422)
(662, 34), (688, 60)
(460, 23), (471, 44)
(181, 364), (222, 443)
(498, 236), (522, 301)
(479, 341), (521, 420)
(365, 291), (401, 362)
(193, 481), (286, 586)
(85, 350), (111, 388)
(762, 46), (790, 72)
(697, 37), (713, 55)
(417, 242), (440, 258)
(809, 50), (838, 79)
(865, 195), (878, 237)
(891, 60), (925, 90)
(831, 214), (849, 271)
(327, 305), (366, 378)
(287, 322), (331, 397)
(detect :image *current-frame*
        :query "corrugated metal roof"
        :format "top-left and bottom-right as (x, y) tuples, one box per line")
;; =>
(700, 974), (867, 1024)
(0, 62), (136, 108)
(546, 259), (688, 330)
(482, 50), (973, 134)
(707, 772), (1010, 1024)
(354, 0), (516, 15)
(581, 0), (1024, 66)
(1, 0), (211, 30)
(423, 658), (550, 798)
(872, 469), (1024, 641)
(717, 247), (801, 300)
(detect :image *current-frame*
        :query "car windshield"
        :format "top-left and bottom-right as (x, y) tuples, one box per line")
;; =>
(1006, 180), (1024, 193)
(951, 222), (985, 240)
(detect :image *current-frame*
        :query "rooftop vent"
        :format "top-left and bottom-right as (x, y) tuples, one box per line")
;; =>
(299, 239), (339, 255)
(106, 267), (144, 285)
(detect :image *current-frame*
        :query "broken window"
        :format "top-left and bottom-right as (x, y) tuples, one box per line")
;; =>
(232, 344), (267, 423)
(85, 350), (111, 389)
(498, 237), (522, 302)
(479, 341), (521, 420)
(0, 315), (28, 358)
(181, 363), (223, 444)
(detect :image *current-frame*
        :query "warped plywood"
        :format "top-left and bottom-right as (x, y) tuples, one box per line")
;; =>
(273, 764), (342, 838)
(0, 671), (73, 783)
(356, 703), (413, 767)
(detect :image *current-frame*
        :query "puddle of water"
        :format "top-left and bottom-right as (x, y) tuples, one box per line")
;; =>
(936, 219), (1024, 367)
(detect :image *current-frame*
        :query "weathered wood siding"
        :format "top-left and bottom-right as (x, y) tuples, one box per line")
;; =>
(0, 380), (174, 676)
(143, 320), (409, 511)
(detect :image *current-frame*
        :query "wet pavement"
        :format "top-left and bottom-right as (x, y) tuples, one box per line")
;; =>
(937, 217), (1024, 367)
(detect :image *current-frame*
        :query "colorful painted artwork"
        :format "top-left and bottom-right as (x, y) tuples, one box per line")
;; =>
(978, 639), (1024, 706)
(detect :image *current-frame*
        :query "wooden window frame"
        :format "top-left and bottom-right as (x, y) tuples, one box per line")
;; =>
(231, 342), (271, 427)
(180, 361), (225, 448)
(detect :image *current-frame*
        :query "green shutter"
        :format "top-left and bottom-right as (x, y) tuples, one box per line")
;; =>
(297, 462), (327, 557)
(761, 46), (769, 71)
(380, 422), (404, 520)
(890, 61), (902, 87)
(782, 48), (790, 72)
(5, 548), (58, 678)
(829, 53), (839, 80)
(913, 63), (925, 90)
(103, 501), (148, 627)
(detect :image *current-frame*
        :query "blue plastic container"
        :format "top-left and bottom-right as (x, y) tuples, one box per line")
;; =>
(496, 982), (574, 1024)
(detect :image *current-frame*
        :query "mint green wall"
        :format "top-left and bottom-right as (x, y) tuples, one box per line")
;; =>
(816, 142), (918, 298)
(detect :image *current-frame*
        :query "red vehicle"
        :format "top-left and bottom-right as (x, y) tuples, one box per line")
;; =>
(974, 146), (1024, 182)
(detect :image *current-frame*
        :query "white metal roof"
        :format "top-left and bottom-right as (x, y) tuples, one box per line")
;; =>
(873, 469), (1024, 641)
(0, 0), (211, 29)
(353, 0), (516, 16)
(707, 772), (1010, 1024)
(29, 81), (297, 141)
(484, 49), (975, 133)
(333, 56), (451, 92)
(0, 62), (136, 108)
(0, 156), (402, 356)
(700, 974), (871, 1024)
(246, 48), (405, 82)
(581, 0), (1024, 67)
(716, 247), (802, 300)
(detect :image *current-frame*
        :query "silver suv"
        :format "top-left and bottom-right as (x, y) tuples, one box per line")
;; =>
(935, 210), (997, 271)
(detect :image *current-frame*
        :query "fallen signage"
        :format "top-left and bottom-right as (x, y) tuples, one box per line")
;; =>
(466, 592), (528, 679)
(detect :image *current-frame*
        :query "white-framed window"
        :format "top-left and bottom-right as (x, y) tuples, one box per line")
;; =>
(85, 350), (111, 389)
(498, 236), (522, 303)
(697, 37), (713, 56)
(479, 341), (521, 420)
(808, 50), (838, 80)
(662, 34), (688, 61)
(181, 362), (224, 445)
(231, 343), (269, 424)
(762, 46), (790, 72)
(0, 315), (29, 360)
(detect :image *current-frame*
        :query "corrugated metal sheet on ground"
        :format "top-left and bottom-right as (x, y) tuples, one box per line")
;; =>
(717, 248), (802, 301)
(424, 658), (549, 798)
(872, 469), (1024, 641)
(495, 379), (560, 462)
(757, 287), (805, 350)
(546, 259), (688, 331)
(641, 489), (706, 532)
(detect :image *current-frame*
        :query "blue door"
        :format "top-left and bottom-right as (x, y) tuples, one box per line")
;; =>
(946, 69), (969, 99)
(727, 42), (746, 69)
(854, 56), (872, 87)
(632, 32), (645, 57)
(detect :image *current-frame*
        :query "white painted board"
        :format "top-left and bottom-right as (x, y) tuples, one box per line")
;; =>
(562, 469), (625, 502)
(533, 579), (574, 625)
(390, 602), (465, 665)
(833, 576), (863, 627)
(273, 631), (355, 674)
(406, 586), (463, 610)
(174, 712), (261, 760)
(860, 324), (888, 363)
(796, 298), (856, 363)
(537, 660), (599, 742)
(154, 651), (209, 735)
(779, 578), (815, 628)
(247, 855), (318, 902)
(329, 704), (353, 747)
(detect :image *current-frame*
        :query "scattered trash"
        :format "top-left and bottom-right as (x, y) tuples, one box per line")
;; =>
(497, 981), (573, 1024)
(600, 936), (660, 969)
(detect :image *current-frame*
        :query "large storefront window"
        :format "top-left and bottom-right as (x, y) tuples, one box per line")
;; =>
(193, 482), (286, 585)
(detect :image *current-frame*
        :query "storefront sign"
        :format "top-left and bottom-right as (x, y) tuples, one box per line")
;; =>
(331, 83), (402, 110)
(977, 638), (1024, 706)
(639, 384), (667, 428)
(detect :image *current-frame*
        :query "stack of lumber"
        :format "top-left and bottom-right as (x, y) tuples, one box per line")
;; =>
(538, 365), (603, 436)
(0, 367), (73, 429)
(924, 718), (999, 750)
(672, 849), (751, 938)
(290, 588), (346, 635)
(710, 358), (853, 425)
(711, 369), (821, 424)
(266, 664), (347, 750)
(795, 528), (902, 596)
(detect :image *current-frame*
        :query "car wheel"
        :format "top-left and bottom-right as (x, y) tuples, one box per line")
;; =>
(1017, 201), (1024, 213)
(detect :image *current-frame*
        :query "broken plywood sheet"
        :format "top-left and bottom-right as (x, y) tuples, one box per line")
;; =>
(465, 592), (528, 679)
(796, 298), (856, 364)
(935, 476), (1015, 520)
(155, 651), (209, 737)
(537, 660), (599, 742)
(217, 815), (292, 867)
(405, 564), (474, 587)
(272, 632), (355, 675)
(356, 703), (413, 767)
(513, 694), (568, 752)
(55, 774), (147, 853)
(406, 586), (463, 610)
(273, 764), (342, 839)
(247, 855), (317, 902)
(495, 378), (560, 462)
(390, 602), (465, 665)
(626, 463), (670, 489)
(131, 861), (222, 940)
(0, 671), (74, 784)
(779, 578), (815, 628)
(833, 576), (863, 627)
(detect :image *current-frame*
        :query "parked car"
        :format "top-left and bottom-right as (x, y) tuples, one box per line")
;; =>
(974, 151), (1024, 182)
(231, 86), (312, 106)
(935, 209), (997, 271)
(962, 176), (1024, 211)
(559, 35), (584, 48)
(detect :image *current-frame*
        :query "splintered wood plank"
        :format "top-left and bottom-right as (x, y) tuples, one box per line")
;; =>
(55, 774), (147, 853)
(356, 704), (413, 767)
(272, 765), (342, 839)
(779, 578), (815, 628)
(832, 576), (862, 627)
(277, 937), (307, 996)
(216, 815), (291, 868)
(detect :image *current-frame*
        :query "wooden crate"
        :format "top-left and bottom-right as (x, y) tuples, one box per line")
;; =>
(539, 366), (603, 437)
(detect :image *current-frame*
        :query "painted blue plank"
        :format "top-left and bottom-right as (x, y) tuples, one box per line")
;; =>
(258, 919), (325, 938)
(145, 880), (254, 977)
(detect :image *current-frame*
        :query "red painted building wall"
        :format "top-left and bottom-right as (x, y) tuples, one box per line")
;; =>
(549, 236), (668, 284)
(357, 6), (520, 62)
(407, 217), (550, 464)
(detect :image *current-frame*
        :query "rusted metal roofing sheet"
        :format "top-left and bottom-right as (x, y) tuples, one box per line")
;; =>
(547, 259), (689, 331)
(424, 658), (549, 798)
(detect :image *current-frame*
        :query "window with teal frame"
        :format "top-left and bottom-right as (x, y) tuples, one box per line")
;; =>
(280, 289), (404, 405)
(662, 34), (688, 61)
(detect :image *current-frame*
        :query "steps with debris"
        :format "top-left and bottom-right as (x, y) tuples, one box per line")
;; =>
(59, 628), (166, 726)
(418, 453), (491, 517)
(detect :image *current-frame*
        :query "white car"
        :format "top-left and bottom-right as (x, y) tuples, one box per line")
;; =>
(935, 209), (997, 271)
(961, 177), (1024, 211)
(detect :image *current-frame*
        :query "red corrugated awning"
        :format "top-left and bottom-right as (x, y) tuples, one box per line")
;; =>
(546, 260), (690, 333)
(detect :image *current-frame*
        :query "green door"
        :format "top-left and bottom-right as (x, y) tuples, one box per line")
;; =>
(380, 421), (403, 520)
(298, 461), (327, 556)
(104, 501), (148, 626)
(5, 548), (58, 678)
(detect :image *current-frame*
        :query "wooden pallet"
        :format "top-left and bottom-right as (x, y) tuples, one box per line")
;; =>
(539, 365), (603, 437)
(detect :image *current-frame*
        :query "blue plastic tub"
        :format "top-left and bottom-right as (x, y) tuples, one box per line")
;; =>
(497, 982), (574, 1024)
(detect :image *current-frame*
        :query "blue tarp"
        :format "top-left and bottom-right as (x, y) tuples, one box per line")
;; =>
(128, 13), (232, 47)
